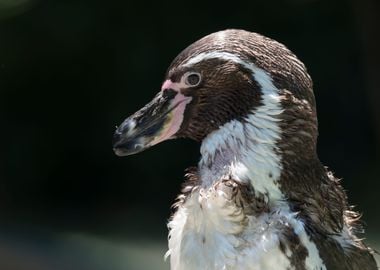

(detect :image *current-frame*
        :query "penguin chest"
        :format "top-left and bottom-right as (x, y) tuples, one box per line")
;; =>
(166, 181), (325, 270)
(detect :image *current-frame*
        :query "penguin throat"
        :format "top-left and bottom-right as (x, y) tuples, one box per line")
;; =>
(198, 106), (284, 203)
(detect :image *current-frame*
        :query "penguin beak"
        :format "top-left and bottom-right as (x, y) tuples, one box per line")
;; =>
(113, 89), (192, 156)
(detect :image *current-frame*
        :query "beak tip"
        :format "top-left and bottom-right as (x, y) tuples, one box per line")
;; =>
(113, 135), (147, 157)
(113, 147), (128, 157)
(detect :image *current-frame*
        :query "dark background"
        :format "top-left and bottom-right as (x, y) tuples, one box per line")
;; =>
(0, 0), (379, 269)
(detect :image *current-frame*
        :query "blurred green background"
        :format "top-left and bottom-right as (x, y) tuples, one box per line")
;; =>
(0, 0), (379, 269)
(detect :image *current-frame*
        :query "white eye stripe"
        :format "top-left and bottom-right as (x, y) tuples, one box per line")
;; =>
(184, 51), (245, 67)
(183, 71), (202, 87)
(183, 51), (280, 96)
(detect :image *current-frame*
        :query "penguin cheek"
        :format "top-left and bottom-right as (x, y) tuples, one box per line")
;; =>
(175, 96), (219, 141)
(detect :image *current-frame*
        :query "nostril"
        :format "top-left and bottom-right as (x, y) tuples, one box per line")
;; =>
(162, 88), (177, 99)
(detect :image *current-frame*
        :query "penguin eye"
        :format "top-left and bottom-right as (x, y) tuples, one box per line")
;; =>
(184, 72), (201, 87)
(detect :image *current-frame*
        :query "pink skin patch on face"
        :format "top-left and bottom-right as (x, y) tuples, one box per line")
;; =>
(149, 80), (192, 146)
(161, 79), (188, 91)
(161, 80), (173, 91)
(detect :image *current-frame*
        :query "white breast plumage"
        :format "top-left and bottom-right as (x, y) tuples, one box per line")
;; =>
(166, 181), (325, 270)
